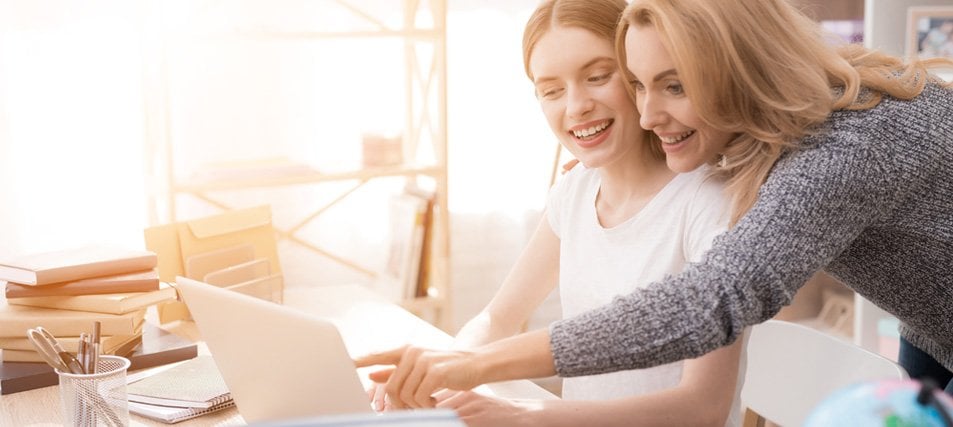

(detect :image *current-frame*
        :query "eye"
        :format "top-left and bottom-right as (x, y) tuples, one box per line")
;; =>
(666, 82), (684, 96)
(587, 71), (612, 84)
(631, 79), (645, 92)
(538, 87), (563, 100)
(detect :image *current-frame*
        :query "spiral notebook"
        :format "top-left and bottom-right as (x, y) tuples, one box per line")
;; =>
(126, 355), (233, 423)
(127, 399), (235, 424)
(126, 355), (230, 409)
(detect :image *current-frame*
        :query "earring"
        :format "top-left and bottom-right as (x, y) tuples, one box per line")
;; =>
(718, 154), (728, 168)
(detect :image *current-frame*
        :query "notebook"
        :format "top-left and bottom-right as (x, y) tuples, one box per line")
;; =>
(174, 277), (374, 424)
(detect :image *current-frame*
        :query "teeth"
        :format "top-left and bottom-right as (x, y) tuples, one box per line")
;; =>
(660, 130), (695, 144)
(572, 121), (610, 139)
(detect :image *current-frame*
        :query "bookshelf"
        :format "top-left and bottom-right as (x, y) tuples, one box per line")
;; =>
(142, 0), (451, 329)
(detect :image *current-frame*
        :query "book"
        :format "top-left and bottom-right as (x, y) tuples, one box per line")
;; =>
(0, 246), (157, 286)
(1, 333), (142, 363)
(126, 323), (198, 371)
(6, 282), (177, 314)
(0, 323), (196, 395)
(0, 335), (142, 362)
(408, 187), (436, 298)
(0, 360), (57, 395)
(385, 191), (429, 301)
(128, 399), (234, 424)
(0, 300), (145, 337)
(4, 270), (160, 298)
(126, 355), (230, 409)
(0, 327), (143, 352)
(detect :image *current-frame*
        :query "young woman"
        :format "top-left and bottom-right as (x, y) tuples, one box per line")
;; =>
(357, 0), (953, 408)
(368, 0), (747, 425)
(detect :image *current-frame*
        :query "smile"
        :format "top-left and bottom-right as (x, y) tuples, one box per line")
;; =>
(659, 130), (695, 144)
(571, 120), (612, 140)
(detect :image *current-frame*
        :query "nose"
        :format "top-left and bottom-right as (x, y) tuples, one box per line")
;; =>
(638, 91), (665, 130)
(566, 85), (595, 120)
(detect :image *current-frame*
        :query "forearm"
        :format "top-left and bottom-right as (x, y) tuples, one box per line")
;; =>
(453, 311), (525, 350)
(456, 217), (559, 351)
(524, 388), (728, 427)
(472, 328), (556, 384)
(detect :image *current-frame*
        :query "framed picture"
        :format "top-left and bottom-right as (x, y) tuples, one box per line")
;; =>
(907, 6), (953, 59)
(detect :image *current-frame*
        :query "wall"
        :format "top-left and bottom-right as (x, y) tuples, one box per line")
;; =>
(865, 0), (953, 56)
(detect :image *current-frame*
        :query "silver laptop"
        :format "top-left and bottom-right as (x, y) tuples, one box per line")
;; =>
(175, 277), (375, 423)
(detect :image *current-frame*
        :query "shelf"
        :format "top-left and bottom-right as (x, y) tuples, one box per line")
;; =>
(174, 164), (443, 192)
(145, 0), (453, 330)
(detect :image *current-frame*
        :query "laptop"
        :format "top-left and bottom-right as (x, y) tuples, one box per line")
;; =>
(174, 276), (375, 423)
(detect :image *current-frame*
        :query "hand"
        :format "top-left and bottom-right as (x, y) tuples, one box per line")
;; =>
(561, 159), (579, 174)
(354, 345), (482, 409)
(434, 389), (536, 427)
(366, 382), (393, 412)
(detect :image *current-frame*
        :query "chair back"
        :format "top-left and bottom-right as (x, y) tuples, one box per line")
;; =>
(741, 320), (907, 427)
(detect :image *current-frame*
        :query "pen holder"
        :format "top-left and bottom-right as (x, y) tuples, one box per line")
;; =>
(56, 355), (131, 427)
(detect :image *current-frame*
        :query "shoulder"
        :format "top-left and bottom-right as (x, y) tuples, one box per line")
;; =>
(677, 166), (728, 203)
(823, 83), (953, 143)
(788, 83), (953, 179)
(554, 163), (598, 193)
(548, 163), (597, 210)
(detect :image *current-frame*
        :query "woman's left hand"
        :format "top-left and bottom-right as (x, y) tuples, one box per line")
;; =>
(434, 389), (536, 427)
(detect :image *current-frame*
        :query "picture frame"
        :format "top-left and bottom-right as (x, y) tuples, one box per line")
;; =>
(906, 6), (953, 59)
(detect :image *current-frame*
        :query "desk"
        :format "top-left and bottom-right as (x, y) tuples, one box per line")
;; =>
(0, 285), (556, 426)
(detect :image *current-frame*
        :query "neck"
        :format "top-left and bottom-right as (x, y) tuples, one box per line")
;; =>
(595, 151), (675, 228)
(598, 154), (674, 205)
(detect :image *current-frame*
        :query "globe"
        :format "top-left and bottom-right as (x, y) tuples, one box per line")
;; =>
(805, 378), (953, 427)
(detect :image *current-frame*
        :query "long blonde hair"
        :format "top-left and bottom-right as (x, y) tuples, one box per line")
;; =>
(617, 0), (953, 224)
(524, 0), (665, 161)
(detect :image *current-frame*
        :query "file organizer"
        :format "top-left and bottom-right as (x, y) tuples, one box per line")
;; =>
(144, 205), (284, 322)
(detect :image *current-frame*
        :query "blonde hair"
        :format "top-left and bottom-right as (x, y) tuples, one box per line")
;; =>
(524, 0), (665, 161)
(617, 0), (953, 224)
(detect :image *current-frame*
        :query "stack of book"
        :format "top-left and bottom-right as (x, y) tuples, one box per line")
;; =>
(0, 246), (194, 395)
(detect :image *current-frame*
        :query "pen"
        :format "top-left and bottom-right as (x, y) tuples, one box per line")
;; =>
(78, 333), (88, 374)
(91, 321), (101, 374)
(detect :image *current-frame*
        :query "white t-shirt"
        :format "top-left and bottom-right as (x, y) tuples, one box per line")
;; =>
(546, 165), (745, 426)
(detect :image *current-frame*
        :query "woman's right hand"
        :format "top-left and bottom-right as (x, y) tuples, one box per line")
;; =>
(561, 159), (579, 174)
(366, 382), (392, 412)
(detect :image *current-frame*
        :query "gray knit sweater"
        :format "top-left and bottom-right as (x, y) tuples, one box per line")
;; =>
(550, 82), (953, 375)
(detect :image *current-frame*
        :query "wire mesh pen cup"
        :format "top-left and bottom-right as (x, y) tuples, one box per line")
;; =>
(56, 355), (131, 427)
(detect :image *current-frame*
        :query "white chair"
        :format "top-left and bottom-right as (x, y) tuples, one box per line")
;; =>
(741, 319), (908, 427)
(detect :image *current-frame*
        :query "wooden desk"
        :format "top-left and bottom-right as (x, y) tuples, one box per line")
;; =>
(0, 285), (556, 425)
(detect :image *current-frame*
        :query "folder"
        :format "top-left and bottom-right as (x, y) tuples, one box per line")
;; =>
(224, 274), (283, 304)
(203, 259), (271, 287)
(185, 244), (256, 283)
(144, 205), (282, 322)
(145, 206), (281, 282)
